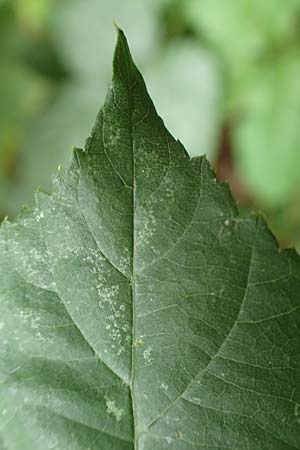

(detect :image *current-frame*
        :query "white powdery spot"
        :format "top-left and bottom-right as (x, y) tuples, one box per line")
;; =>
(295, 404), (300, 423)
(118, 248), (130, 273)
(97, 283), (129, 356)
(35, 211), (44, 222)
(137, 206), (156, 246)
(105, 397), (124, 422)
(143, 346), (153, 364)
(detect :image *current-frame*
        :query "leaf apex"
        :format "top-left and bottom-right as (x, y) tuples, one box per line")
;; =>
(113, 27), (136, 84)
(113, 21), (121, 33)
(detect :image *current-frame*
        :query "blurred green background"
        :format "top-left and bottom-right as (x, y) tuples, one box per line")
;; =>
(1, 0), (300, 250)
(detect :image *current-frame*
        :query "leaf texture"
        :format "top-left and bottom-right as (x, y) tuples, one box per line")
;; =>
(0, 29), (300, 450)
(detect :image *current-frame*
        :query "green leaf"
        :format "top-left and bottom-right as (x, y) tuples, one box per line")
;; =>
(16, 0), (222, 218)
(1, 29), (300, 450)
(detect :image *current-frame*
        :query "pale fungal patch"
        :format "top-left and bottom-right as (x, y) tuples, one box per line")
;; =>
(97, 282), (129, 356)
(143, 346), (153, 364)
(0, 322), (4, 330)
(160, 382), (169, 391)
(133, 337), (144, 346)
(137, 205), (156, 246)
(294, 404), (300, 423)
(105, 397), (124, 422)
(35, 211), (44, 222)
(177, 431), (183, 440)
(118, 248), (130, 273)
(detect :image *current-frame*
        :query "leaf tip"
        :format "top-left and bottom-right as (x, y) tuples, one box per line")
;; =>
(113, 21), (121, 33)
(72, 146), (81, 154)
(112, 26), (136, 84)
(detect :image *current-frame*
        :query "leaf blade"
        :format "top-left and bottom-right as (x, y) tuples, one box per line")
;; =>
(1, 29), (300, 450)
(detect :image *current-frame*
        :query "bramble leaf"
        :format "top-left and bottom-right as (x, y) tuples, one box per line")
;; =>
(0, 29), (300, 450)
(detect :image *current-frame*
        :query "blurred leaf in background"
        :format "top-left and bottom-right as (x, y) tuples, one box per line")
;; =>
(183, 0), (300, 202)
(234, 54), (300, 205)
(0, 1), (49, 216)
(144, 39), (222, 158)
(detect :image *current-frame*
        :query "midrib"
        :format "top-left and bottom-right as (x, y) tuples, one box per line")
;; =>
(130, 112), (138, 449)
(121, 42), (139, 450)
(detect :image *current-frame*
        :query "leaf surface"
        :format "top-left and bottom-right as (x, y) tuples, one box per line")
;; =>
(1, 30), (300, 450)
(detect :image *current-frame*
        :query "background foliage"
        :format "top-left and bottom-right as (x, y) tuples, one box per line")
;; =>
(1, 0), (300, 250)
